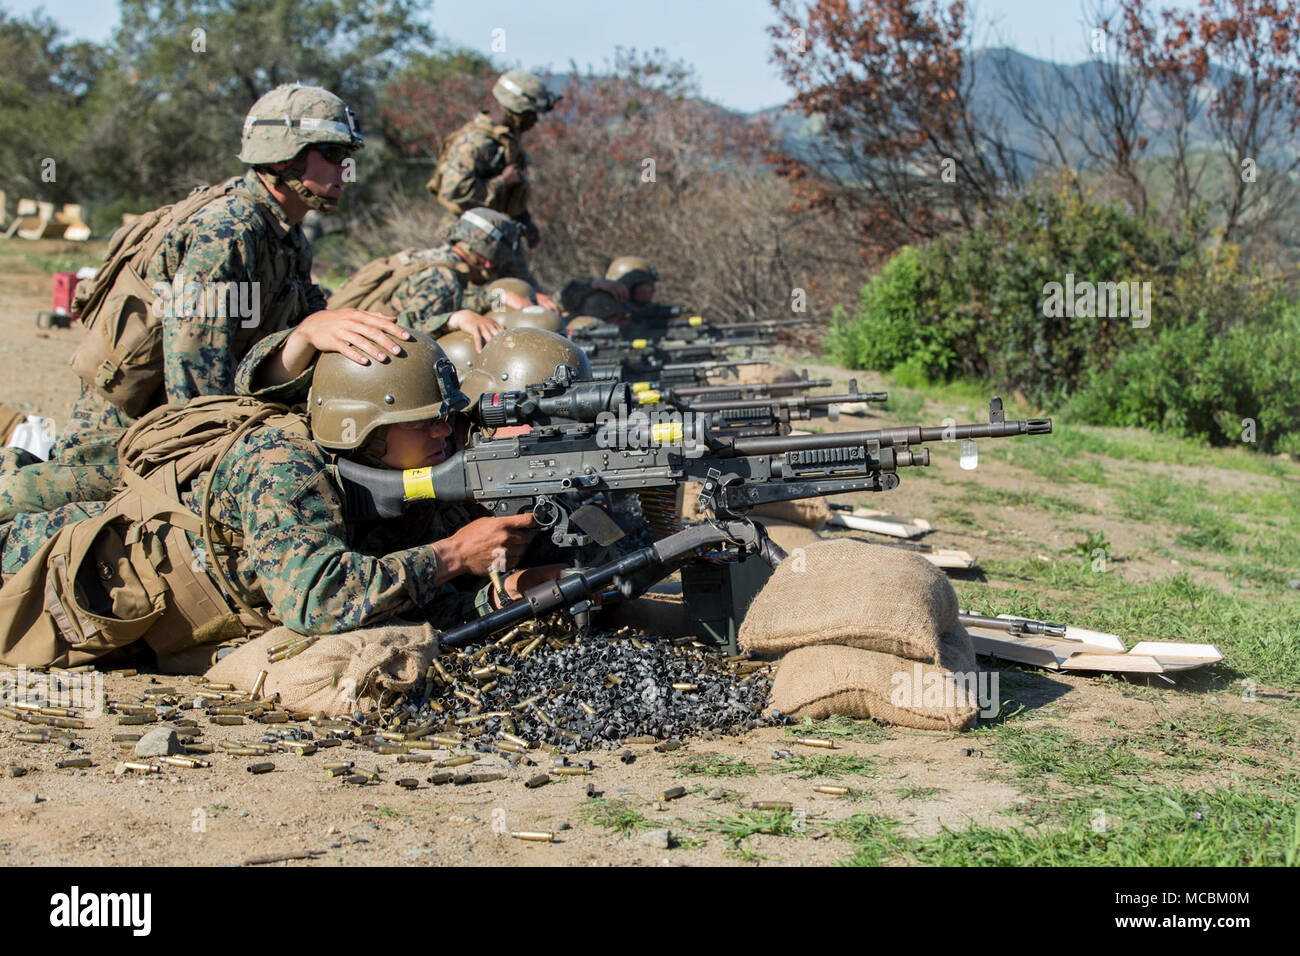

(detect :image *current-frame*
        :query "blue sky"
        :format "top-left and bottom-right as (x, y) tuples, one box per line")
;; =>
(6, 0), (1202, 112)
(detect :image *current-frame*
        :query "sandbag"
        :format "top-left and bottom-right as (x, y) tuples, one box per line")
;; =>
(768, 625), (981, 730)
(739, 539), (956, 661)
(751, 497), (830, 531)
(731, 362), (804, 386)
(205, 620), (437, 716)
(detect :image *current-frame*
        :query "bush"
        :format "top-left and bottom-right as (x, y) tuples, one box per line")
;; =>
(829, 178), (1300, 453)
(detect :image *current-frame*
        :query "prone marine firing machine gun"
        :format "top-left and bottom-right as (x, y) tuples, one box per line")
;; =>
(336, 388), (1052, 648)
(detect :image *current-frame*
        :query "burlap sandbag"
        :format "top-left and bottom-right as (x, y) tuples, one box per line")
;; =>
(732, 362), (804, 386)
(204, 621), (437, 716)
(739, 539), (956, 661)
(768, 625), (981, 730)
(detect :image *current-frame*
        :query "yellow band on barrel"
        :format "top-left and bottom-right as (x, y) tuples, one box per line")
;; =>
(637, 390), (661, 404)
(651, 422), (683, 443)
(630, 381), (651, 392)
(403, 467), (436, 500)
(688, 315), (703, 326)
(632, 338), (648, 349)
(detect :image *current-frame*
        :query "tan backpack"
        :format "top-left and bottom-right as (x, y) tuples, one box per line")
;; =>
(0, 396), (308, 668)
(68, 179), (281, 418)
(425, 114), (526, 216)
(327, 250), (461, 315)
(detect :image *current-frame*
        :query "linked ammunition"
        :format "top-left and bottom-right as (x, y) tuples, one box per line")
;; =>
(246, 762), (275, 774)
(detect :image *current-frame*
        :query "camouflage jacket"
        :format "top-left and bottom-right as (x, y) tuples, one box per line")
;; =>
(432, 113), (529, 218)
(149, 169), (327, 405)
(1, 420), (490, 633)
(384, 244), (468, 336)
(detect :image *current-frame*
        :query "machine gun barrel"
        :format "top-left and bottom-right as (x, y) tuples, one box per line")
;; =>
(681, 389), (887, 413)
(725, 417), (1052, 456)
(666, 378), (833, 399)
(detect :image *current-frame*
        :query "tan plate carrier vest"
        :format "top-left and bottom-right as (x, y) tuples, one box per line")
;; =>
(425, 114), (529, 218)
(326, 250), (461, 315)
(68, 180), (284, 418)
(0, 397), (308, 668)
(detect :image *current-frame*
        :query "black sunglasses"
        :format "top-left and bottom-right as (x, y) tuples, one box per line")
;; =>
(310, 144), (353, 166)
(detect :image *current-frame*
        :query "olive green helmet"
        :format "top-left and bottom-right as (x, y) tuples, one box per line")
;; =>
(501, 305), (565, 333)
(492, 70), (560, 115)
(565, 315), (604, 332)
(484, 276), (536, 312)
(459, 328), (592, 405)
(605, 256), (658, 292)
(448, 208), (521, 265)
(309, 331), (467, 450)
(238, 84), (363, 165)
(436, 330), (481, 381)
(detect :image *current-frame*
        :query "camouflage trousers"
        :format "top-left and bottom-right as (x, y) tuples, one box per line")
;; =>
(0, 499), (108, 574)
(0, 389), (128, 523)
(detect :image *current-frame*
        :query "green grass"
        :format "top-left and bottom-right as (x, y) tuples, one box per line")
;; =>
(993, 726), (1151, 788)
(702, 809), (802, 840)
(896, 786), (947, 801)
(972, 486), (1091, 517)
(782, 753), (878, 780)
(673, 754), (759, 778)
(786, 715), (892, 743)
(579, 799), (656, 836)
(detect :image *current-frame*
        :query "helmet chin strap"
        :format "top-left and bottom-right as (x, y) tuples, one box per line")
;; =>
(266, 155), (338, 214)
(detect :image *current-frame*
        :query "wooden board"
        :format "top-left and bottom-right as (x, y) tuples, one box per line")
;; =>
(967, 624), (1222, 675)
(827, 509), (932, 538)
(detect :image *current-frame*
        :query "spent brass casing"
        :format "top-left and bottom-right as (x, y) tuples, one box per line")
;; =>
(224, 747), (265, 757)
(670, 684), (698, 692)
(512, 694), (541, 712)
(438, 754), (480, 768)
(426, 772), (455, 785)
(200, 682), (235, 691)
(55, 757), (92, 768)
(510, 831), (554, 842)
(813, 786), (849, 796)
(654, 740), (683, 753)
(623, 736), (657, 745)
(16, 732), (51, 743)
(430, 733), (463, 747)
(461, 772), (504, 784)
(38, 706), (81, 717)
(657, 787), (686, 802)
(210, 716), (244, 726)
(184, 742), (216, 754)
(315, 738), (343, 749)
(373, 745), (408, 755)
(343, 774), (370, 785)
(752, 801), (794, 811)
(34, 716), (86, 729)
(525, 774), (550, 789)
(395, 778), (420, 789)
(249, 670), (268, 701)
(402, 739), (436, 750)
(793, 738), (836, 749)
(431, 659), (453, 683)
(121, 762), (161, 773)
(0, 707), (23, 720)
(160, 756), (211, 768)
(291, 744), (317, 756)
(495, 741), (524, 754)
(111, 733), (143, 742)
(551, 767), (589, 776)
(246, 762), (275, 774)
(500, 732), (530, 750)
(397, 753), (432, 764)
(259, 712), (291, 724)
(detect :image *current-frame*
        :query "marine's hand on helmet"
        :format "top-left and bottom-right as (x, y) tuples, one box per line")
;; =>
(447, 309), (504, 351)
(291, 309), (411, 366)
(534, 291), (560, 313)
(590, 279), (630, 303)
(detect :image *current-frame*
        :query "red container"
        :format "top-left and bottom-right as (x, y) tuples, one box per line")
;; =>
(52, 272), (80, 316)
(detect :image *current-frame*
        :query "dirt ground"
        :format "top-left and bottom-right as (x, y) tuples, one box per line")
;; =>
(0, 241), (1289, 866)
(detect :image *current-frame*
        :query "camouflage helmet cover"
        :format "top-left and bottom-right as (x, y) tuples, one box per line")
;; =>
(238, 83), (364, 165)
(449, 207), (521, 266)
(309, 330), (466, 450)
(605, 255), (658, 291)
(491, 70), (560, 115)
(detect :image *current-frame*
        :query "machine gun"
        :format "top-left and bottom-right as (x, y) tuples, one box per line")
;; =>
(578, 337), (775, 365)
(337, 397), (1051, 552)
(570, 315), (813, 345)
(588, 356), (771, 388)
(654, 380), (888, 437)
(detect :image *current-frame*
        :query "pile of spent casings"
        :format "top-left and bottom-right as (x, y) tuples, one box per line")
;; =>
(403, 619), (783, 753)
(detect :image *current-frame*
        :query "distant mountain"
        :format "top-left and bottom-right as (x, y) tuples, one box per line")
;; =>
(757, 47), (1297, 177)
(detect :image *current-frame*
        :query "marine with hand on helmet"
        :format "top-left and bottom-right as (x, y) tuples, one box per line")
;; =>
(559, 256), (659, 320)
(427, 70), (559, 250)
(0, 333), (566, 668)
(327, 207), (521, 350)
(0, 83), (409, 522)
(463, 275), (536, 316)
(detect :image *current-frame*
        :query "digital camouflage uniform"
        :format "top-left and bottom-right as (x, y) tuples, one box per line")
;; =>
(0, 169), (323, 520)
(432, 113), (530, 220)
(0, 421), (490, 634)
(383, 243), (470, 336)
